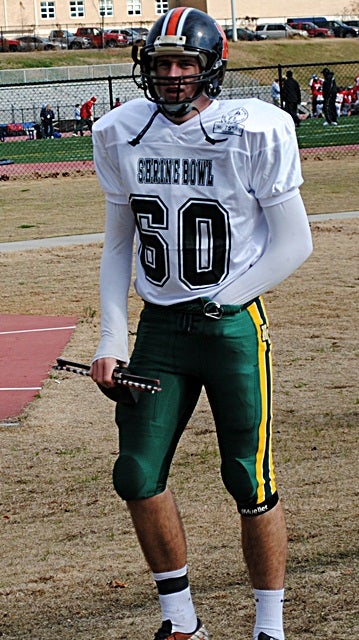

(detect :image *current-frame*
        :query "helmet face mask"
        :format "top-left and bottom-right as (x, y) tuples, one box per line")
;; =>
(132, 7), (228, 116)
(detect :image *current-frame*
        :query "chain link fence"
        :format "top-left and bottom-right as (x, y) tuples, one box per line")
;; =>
(0, 59), (358, 180)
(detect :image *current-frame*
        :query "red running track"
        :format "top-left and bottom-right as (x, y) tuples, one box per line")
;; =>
(0, 315), (77, 422)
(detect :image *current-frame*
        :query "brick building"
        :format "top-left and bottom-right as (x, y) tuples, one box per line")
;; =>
(0, 0), (356, 37)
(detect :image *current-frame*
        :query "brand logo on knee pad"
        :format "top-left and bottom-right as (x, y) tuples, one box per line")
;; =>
(239, 503), (269, 517)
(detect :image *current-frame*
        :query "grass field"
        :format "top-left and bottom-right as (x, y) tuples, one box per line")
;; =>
(1, 115), (358, 170)
(297, 115), (359, 148)
(0, 135), (94, 164)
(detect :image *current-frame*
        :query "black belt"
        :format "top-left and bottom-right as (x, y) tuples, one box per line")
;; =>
(143, 297), (255, 320)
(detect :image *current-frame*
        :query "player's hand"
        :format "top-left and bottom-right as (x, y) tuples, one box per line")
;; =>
(56, 358), (160, 405)
(90, 357), (118, 388)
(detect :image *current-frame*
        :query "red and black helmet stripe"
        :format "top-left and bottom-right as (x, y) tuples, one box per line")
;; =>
(161, 7), (192, 37)
(160, 7), (228, 63)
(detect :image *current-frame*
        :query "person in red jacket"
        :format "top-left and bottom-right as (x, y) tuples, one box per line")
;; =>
(349, 75), (359, 115)
(309, 75), (323, 117)
(78, 96), (97, 136)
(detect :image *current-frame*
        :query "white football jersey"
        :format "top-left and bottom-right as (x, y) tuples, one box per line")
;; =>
(93, 97), (303, 305)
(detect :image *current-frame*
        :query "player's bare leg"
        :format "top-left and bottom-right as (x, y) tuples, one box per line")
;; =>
(127, 489), (207, 638)
(241, 501), (287, 589)
(242, 501), (287, 639)
(127, 487), (187, 571)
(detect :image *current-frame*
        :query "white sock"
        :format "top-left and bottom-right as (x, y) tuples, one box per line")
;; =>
(253, 588), (285, 640)
(153, 565), (197, 634)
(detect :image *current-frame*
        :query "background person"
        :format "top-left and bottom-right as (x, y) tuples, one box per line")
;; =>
(90, 7), (313, 640)
(315, 89), (324, 118)
(322, 67), (338, 126)
(79, 95), (97, 135)
(340, 87), (352, 116)
(335, 88), (344, 118)
(73, 103), (81, 135)
(40, 103), (55, 138)
(349, 75), (359, 115)
(282, 70), (301, 127)
(271, 78), (281, 107)
(309, 74), (323, 117)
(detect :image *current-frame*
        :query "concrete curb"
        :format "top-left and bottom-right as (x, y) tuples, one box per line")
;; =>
(0, 212), (358, 253)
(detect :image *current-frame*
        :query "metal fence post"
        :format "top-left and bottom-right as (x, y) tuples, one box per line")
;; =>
(108, 76), (114, 110)
(278, 64), (284, 109)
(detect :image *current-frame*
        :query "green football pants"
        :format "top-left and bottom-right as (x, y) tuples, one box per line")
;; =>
(113, 296), (278, 516)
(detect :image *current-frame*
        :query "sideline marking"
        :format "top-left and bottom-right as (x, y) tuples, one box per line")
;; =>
(0, 387), (41, 391)
(0, 325), (76, 335)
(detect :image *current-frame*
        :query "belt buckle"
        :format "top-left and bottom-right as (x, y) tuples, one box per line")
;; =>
(203, 300), (223, 320)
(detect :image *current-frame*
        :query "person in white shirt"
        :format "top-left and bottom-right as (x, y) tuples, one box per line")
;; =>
(271, 78), (281, 107)
(73, 103), (81, 135)
(91, 7), (313, 640)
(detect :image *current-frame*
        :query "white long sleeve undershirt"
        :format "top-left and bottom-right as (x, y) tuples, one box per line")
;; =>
(92, 201), (135, 364)
(214, 192), (313, 305)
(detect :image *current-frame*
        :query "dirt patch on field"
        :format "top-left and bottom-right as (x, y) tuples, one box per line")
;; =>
(1, 157), (359, 244)
(0, 218), (358, 639)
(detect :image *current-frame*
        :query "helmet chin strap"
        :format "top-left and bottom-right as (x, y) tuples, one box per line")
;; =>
(158, 99), (193, 117)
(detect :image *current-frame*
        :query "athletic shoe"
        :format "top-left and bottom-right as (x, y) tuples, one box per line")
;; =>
(153, 618), (209, 640)
(257, 633), (280, 640)
(331, 122), (338, 125)
(323, 121), (329, 126)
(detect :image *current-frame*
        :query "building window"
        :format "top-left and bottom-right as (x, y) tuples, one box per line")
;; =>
(155, 1), (168, 14)
(69, 0), (85, 19)
(40, 1), (55, 19)
(99, 1), (114, 17)
(127, 1), (142, 16)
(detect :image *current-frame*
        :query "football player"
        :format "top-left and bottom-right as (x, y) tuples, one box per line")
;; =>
(91, 7), (313, 640)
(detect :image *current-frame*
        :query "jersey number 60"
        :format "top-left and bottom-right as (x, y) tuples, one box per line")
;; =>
(130, 194), (230, 290)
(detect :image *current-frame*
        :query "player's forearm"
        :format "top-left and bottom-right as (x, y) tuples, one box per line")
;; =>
(215, 193), (313, 306)
(93, 248), (132, 363)
(93, 201), (135, 364)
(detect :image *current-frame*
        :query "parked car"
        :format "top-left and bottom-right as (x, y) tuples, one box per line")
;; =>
(74, 27), (128, 48)
(100, 28), (128, 47)
(0, 36), (20, 52)
(343, 19), (359, 34)
(111, 27), (148, 45)
(48, 29), (91, 49)
(320, 19), (357, 37)
(15, 35), (66, 51)
(287, 21), (333, 38)
(290, 17), (358, 38)
(255, 23), (308, 39)
(224, 27), (256, 41)
(132, 28), (149, 38)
